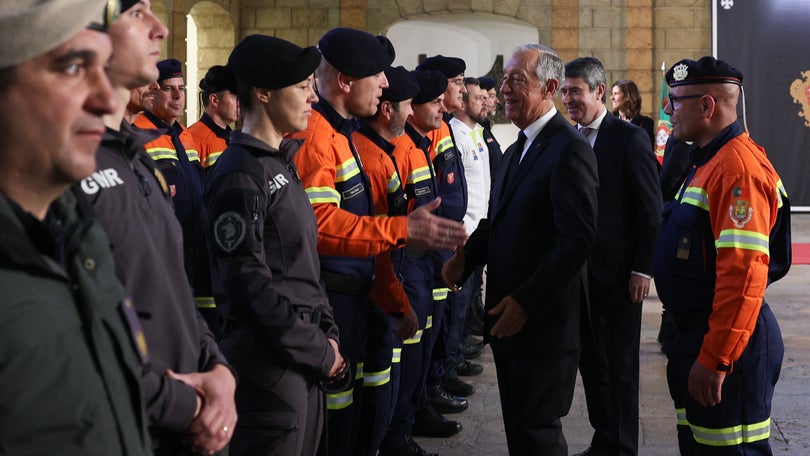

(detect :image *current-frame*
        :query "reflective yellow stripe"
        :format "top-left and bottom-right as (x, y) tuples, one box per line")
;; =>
(392, 347), (402, 363)
(776, 179), (788, 208)
(436, 136), (453, 154)
(409, 165), (432, 185)
(676, 408), (688, 426)
(326, 389), (353, 410)
(681, 186), (709, 211)
(146, 147), (177, 161)
(355, 362), (364, 380)
(305, 186), (340, 204)
(387, 172), (401, 193)
(363, 367), (391, 387)
(194, 296), (216, 309)
(185, 149), (200, 162)
(205, 151), (223, 167)
(716, 229), (769, 255)
(433, 288), (449, 301)
(676, 408), (771, 446)
(425, 315), (433, 330)
(335, 157), (361, 183)
(404, 329), (423, 345)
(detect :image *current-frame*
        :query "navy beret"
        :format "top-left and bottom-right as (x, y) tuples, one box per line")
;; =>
(666, 56), (743, 88)
(416, 55), (466, 78)
(157, 58), (183, 83)
(199, 65), (237, 93)
(478, 76), (496, 91)
(411, 70), (449, 105)
(120, 0), (138, 12)
(318, 27), (395, 78)
(227, 34), (321, 90)
(380, 66), (420, 103)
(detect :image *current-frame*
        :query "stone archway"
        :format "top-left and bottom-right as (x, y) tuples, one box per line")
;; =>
(187, 1), (235, 124)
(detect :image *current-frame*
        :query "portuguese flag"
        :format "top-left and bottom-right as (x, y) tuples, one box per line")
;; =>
(654, 61), (671, 166)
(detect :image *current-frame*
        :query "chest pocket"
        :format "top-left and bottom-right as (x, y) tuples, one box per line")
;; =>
(665, 202), (715, 280)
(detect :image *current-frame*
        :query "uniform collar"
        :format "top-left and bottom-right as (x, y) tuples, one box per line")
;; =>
(405, 123), (432, 152)
(103, 121), (162, 159)
(200, 112), (231, 139)
(690, 122), (743, 167)
(313, 96), (358, 137)
(143, 110), (182, 135)
(356, 121), (395, 155)
(229, 131), (303, 162)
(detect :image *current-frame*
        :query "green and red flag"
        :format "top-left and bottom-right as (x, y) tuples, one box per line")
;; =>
(654, 61), (671, 165)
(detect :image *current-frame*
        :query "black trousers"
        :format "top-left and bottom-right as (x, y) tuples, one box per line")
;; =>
(578, 278), (642, 456)
(493, 350), (579, 456)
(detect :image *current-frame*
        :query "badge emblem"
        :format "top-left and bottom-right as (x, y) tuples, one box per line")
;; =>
(673, 63), (689, 81)
(214, 211), (246, 252)
(729, 186), (753, 228)
(446, 172), (455, 184)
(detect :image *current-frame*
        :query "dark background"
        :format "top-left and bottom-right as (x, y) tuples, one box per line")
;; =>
(715, 0), (810, 207)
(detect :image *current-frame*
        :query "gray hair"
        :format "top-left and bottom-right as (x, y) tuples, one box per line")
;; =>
(511, 44), (565, 86)
(564, 57), (607, 101)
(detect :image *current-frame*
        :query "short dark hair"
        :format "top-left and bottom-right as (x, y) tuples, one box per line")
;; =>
(234, 79), (254, 112)
(462, 76), (480, 103)
(565, 57), (607, 102)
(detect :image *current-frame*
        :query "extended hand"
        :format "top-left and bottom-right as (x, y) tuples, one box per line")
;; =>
(488, 295), (528, 338)
(687, 360), (726, 407)
(167, 364), (237, 454)
(407, 198), (467, 251)
(441, 248), (466, 292)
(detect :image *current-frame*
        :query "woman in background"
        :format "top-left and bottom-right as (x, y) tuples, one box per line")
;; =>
(611, 79), (655, 147)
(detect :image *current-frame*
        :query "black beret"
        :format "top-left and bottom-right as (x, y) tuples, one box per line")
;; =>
(227, 34), (321, 90)
(416, 55), (466, 78)
(157, 58), (183, 83)
(318, 27), (395, 78)
(478, 76), (496, 91)
(199, 65), (237, 93)
(380, 66), (420, 103)
(120, 0), (138, 12)
(411, 70), (449, 105)
(666, 56), (743, 88)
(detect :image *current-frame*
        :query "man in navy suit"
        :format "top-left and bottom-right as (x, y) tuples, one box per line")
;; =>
(443, 44), (599, 455)
(562, 57), (662, 456)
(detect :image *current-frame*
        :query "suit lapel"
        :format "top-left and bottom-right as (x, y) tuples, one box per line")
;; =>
(592, 111), (616, 159)
(492, 112), (564, 221)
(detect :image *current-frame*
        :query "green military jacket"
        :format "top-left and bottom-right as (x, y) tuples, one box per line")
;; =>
(0, 190), (152, 455)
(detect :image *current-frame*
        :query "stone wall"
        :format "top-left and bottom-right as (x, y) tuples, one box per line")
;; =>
(153, 0), (712, 118)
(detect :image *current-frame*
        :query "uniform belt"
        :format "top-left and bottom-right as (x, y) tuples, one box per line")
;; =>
(221, 305), (323, 336)
(666, 309), (711, 331)
(320, 270), (373, 297)
(403, 246), (430, 258)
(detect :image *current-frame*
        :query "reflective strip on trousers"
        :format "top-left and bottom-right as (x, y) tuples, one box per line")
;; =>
(675, 408), (771, 446)
(363, 367), (392, 387)
(194, 296), (216, 309)
(404, 329), (423, 345)
(326, 389), (353, 410)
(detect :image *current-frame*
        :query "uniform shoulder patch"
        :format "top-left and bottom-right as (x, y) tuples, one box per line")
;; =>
(729, 186), (753, 228)
(214, 211), (247, 252)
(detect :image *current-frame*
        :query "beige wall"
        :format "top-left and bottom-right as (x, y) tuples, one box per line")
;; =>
(153, 0), (712, 119)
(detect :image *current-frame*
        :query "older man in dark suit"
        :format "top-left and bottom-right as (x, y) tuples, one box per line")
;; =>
(443, 44), (598, 456)
(561, 57), (662, 456)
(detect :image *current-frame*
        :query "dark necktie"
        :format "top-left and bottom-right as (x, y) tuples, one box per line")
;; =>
(504, 131), (527, 186)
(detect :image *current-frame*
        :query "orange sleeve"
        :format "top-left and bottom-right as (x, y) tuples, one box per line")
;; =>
(292, 115), (409, 258)
(699, 169), (777, 373)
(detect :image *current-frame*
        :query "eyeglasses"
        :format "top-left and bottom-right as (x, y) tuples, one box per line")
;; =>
(668, 93), (714, 110)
